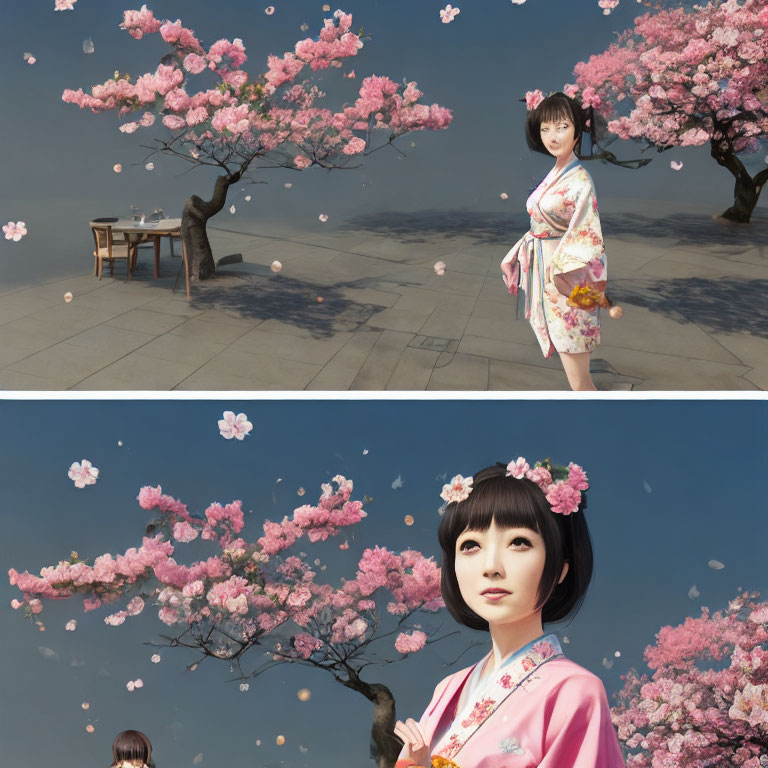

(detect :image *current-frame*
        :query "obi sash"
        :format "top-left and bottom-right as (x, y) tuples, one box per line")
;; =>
(430, 634), (565, 763)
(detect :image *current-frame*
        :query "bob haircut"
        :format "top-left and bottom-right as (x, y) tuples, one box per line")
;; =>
(438, 462), (593, 631)
(525, 92), (588, 157)
(111, 730), (153, 767)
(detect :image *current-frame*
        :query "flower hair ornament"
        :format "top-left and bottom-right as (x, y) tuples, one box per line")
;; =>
(440, 458), (588, 516)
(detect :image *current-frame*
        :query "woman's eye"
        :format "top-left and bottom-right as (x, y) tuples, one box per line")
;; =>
(510, 537), (532, 547)
(459, 540), (478, 552)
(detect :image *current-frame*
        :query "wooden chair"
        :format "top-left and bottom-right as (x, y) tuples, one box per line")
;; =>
(91, 223), (134, 279)
(179, 232), (191, 299)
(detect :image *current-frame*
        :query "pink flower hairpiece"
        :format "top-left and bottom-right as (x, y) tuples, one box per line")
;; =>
(439, 459), (588, 515)
(524, 84), (582, 111)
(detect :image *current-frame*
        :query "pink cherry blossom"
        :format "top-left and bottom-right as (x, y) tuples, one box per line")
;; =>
(66, 619), (77, 631)
(545, 481), (582, 515)
(68, 460), (99, 488)
(54, 0), (76, 10)
(3, 222), (27, 242)
(218, 411), (253, 440)
(506, 457), (530, 479)
(440, 474), (473, 503)
(567, 462), (589, 491)
(433, 261), (446, 276)
(525, 90), (545, 111)
(525, 466), (552, 489)
(439, 5), (460, 24)
(395, 629), (427, 653)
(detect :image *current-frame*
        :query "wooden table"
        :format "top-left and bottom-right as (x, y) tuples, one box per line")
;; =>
(111, 218), (182, 279)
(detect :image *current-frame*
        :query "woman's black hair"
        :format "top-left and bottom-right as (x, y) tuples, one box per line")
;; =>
(111, 730), (154, 768)
(525, 91), (588, 157)
(438, 462), (593, 631)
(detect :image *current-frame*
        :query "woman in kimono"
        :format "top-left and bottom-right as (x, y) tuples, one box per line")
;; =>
(501, 92), (614, 391)
(394, 460), (625, 768)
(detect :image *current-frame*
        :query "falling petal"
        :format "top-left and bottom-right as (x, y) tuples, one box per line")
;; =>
(314, 559), (321, 566)
(642, 480), (652, 493)
(500, 193), (509, 200)
(433, 261), (446, 276)
(297, 688), (311, 702)
(316, 296), (324, 303)
(404, 515), (414, 526)
(151, 654), (161, 663)
(240, 682), (249, 692)
(562, 636), (569, 644)
(437, 503), (447, 516)
(145, 162), (154, 171)
(86, 725), (95, 734)
(614, 651), (621, 657)
(230, 205), (236, 214)
(66, 619), (77, 631)
(410, 141), (416, 148)
(708, 559), (725, 570)
(134, 679), (143, 688)
(276, 478), (282, 483)
(300, 23), (309, 31)
(26, 54), (37, 65)
(276, 735), (286, 746)
(392, 474), (403, 490)
(256, 740), (262, 747)
(113, 164), (122, 173)
(339, 539), (349, 550)
(602, 658), (613, 669)
(83, 37), (94, 54)
(188, 663), (198, 672)
(363, 449), (369, 455)
(23, 51), (32, 60)
(299, 746), (309, 753)
(38, 623), (46, 632)
(322, 4), (330, 10)
(318, 213), (328, 222)
(245, 195), (252, 201)
(320, 564), (326, 571)
(117, 440), (123, 447)
(284, 183), (293, 188)
(670, 160), (684, 170)
(193, 754), (203, 766)
(270, 260), (283, 273)
(38, 646), (59, 661)
(126, 681), (135, 691)
(436, 472), (447, 481)
(265, 5), (275, 13)
(297, 487), (305, 496)
(81, 702), (90, 710)
(64, 292), (74, 303)
(688, 584), (700, 599)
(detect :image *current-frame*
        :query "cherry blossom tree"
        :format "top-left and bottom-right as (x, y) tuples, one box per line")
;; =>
(9, 476), (457, 768)
(611, 591), (768, 768)
(62, 6), (452, 278)
(566, 0), (768, 222)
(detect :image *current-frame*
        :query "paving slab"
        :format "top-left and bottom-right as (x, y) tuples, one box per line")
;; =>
(1, 210), (766, 391)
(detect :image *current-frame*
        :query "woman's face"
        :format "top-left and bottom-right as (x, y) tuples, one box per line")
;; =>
(540, 114), (578, 163)
(454, 519), (547, 629)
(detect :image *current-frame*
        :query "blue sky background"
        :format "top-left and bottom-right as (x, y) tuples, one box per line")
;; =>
(1, 0), (767, 287)
(2, 398), (767, 768)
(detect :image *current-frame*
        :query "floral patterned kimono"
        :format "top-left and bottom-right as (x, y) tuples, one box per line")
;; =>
(500, 154), (607, 359)
(396, 634), (625, 768)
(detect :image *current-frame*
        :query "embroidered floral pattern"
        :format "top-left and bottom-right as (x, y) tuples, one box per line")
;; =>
(433, 634), (564, 761)
(499, 737), (526, 755)
(460, 697), (496, 728)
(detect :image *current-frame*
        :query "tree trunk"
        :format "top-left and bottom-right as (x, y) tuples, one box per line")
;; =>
(181, 172), (241, 280)
(710, 139), (768, 223)
(342, 676), (403, 768)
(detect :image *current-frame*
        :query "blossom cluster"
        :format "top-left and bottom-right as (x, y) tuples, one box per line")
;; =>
(565, 0), (768, 153)
(612, 592), (768, 768)
(60, 6), (452, 168)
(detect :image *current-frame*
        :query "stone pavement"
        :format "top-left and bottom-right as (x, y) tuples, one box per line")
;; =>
(0, 203), (766, 390)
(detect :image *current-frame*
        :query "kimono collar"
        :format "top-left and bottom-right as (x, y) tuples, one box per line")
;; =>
(431, 633), (564, 762)
(550, 155), (580, 184)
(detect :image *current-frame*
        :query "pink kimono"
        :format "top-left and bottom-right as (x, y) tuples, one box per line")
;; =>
(500, 156), (607, 359)
(397, 634), (625, 768)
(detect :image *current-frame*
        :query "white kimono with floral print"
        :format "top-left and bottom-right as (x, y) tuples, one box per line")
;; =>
(501, 158), (607, 359)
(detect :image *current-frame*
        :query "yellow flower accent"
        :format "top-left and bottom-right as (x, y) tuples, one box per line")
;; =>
(566, 283), (610, 310)
(431, 757), (461, 768)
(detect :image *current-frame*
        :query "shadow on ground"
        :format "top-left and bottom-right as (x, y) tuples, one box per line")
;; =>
(334, 208), (768, 250)
(187, 272), (387, 338)
(611, 277), (768, 337)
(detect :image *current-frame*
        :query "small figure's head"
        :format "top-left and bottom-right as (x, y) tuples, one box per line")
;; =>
(111, 730), (153, 768)
(438, 463), (593, 632)
(525, 92), (588, 160)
